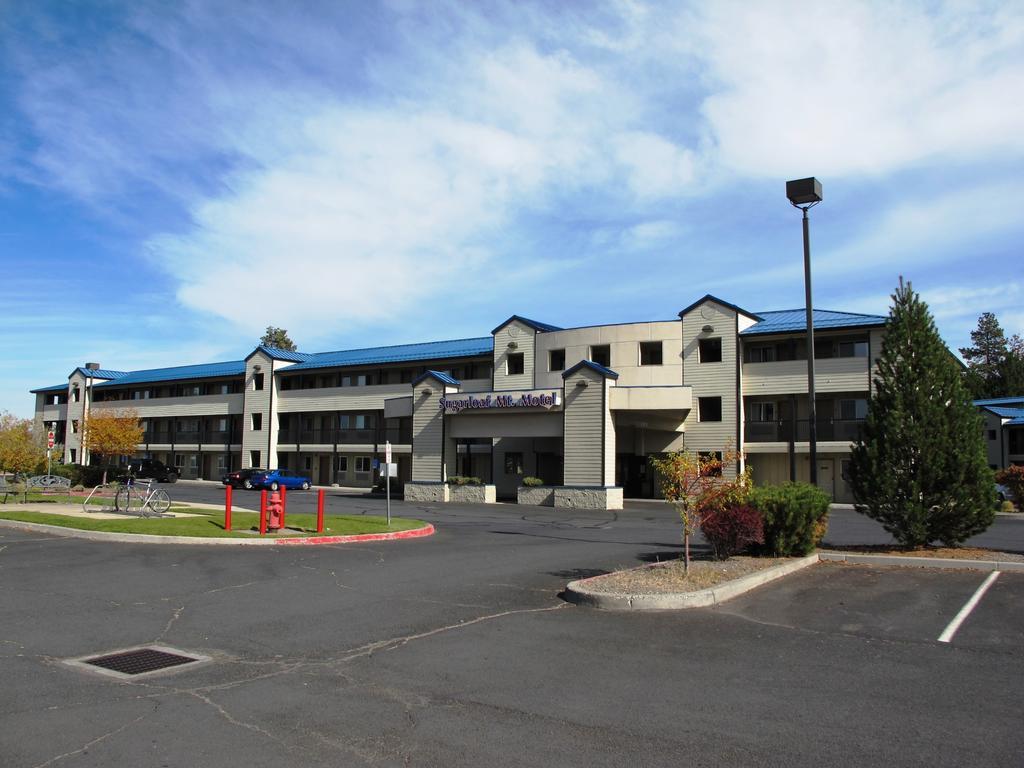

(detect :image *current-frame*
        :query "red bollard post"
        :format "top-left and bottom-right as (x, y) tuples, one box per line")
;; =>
(317, 489), (325, 533)
(259, 490), (268, 535)
(280, 485), (287, 528)
(225, 485), (233, 532)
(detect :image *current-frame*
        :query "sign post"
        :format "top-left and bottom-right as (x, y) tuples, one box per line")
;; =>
(46, 430), (55, 475)
(385, 441), (392, 527)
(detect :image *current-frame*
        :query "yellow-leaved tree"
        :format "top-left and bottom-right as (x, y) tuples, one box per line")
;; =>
(0, 412), (45, 476)
(84, 409), (143, 484)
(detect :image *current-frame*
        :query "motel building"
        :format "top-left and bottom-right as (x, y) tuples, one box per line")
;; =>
(31, 295), (888, 510)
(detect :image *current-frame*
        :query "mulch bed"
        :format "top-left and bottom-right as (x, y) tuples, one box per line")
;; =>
(578, 555), (788, 595)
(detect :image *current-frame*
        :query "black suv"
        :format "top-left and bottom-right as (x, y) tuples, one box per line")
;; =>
(125, 458), (179, 483)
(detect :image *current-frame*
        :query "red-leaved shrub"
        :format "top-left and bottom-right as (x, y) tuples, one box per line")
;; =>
(700, 504), (764, 560)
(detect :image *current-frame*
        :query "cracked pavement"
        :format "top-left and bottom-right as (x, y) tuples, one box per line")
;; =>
(1, 494), (1022, 767)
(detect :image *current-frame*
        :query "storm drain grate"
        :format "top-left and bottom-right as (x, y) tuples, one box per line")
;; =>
(66, 646), (210, 679)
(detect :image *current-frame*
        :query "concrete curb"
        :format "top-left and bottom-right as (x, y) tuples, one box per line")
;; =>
(818, 551), (1024, 572)
(0, 518), (435, 546)
(564, 553), (820, 611)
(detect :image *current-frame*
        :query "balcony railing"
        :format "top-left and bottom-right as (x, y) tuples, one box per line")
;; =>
(140, 430), (241, 444)
(277, 427), (411, 444)
(744, 418), (865, 443)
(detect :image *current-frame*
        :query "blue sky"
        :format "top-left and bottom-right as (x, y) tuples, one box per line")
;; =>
(3, 0), (1022, 417)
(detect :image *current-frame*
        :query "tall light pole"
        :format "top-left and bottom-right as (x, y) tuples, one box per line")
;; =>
(786, 177), (822, 486)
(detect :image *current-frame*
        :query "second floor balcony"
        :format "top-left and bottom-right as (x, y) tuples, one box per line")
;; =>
(744, 418), (865, 444)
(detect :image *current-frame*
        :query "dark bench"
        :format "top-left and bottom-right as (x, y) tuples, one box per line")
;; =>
(23, 475), (73, 501)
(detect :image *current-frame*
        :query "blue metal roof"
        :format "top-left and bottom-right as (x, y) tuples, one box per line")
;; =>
(285, 337), (494, 372)
(249, 345), (314, 363)
(1008, 417), (1024, 426)
(741, 308), (887, 336)
(982, 406), (1024, 420)
(974, 396), (1024, 407)
(412, 370), (461, 387)
(72, 367), (128, 380)
(30, 382), (69, 394)
(92, 359), (246, 388)
(562, 360), (620, 380)
(491, 315), (562, 335)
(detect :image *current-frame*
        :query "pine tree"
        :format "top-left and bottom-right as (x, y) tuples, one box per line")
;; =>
(960, 312), (1009, 398)
(260, 326), (297, 351)
(849, 279), (995, 547)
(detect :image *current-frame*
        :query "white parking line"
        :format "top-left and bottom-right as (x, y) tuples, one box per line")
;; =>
(938, 571), (1001, 643)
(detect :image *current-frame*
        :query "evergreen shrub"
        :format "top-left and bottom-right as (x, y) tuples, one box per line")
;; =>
(521, 476), (545, 487)
(850, 279), (995, 547)
(700, 504), (764, 560)
(447, 476), (483, 486)
(748, 483), (830, 556)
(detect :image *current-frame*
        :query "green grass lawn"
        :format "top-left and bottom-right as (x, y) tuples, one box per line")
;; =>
(0, 507), (427, 538)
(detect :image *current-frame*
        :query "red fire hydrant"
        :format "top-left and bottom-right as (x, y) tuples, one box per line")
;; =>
(267, 490), (283, 531)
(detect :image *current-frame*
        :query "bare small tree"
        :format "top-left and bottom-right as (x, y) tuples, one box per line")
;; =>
(650, 448), (750, 572)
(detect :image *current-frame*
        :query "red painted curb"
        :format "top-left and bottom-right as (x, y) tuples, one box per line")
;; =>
(273, 523), (435, 546)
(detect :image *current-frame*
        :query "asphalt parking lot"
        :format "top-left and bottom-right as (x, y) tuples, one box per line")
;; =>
(1, 494), (1022, 767)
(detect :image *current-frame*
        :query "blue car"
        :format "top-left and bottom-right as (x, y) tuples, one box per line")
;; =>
(251, 469), (312, 491)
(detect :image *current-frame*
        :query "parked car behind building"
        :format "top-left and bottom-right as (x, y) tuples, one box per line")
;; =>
(250, 469), (312, 491)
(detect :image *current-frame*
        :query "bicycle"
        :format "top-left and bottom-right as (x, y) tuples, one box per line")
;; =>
(114, 476), (171, 516)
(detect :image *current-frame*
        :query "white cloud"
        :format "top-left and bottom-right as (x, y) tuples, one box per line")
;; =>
(694, 1), (1024, 178)
(144, 41), (699, 339)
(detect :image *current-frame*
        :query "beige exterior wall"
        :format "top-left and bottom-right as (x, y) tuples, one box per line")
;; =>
(742, 357), (870, 395)
(681, 299), (740, 475)
(64, 372), (87, 464)
(535, 321), (682, 389)
(91, 393), (243, 417)
(562, 365), (614, 486)
(747, 451), (854, 503)
(411, 377), (457, 482)
(493, 319), (537, 391)
(241, 351), (277, 468)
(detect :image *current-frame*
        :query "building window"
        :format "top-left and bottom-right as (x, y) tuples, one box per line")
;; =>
(304, 456), (313, 471)
(253, 373), (264, 391)
(71, 420), (79, 433)
(590, 345), (610, 368)
(250, 450), (261, 467)
(814, 339), (834, 359)
(639, 341), (663, 366)
(841, 459), (852, 482)
(749, 402), (775, 422)
(746, 345), (775, 363)
(988, 430), (997, 441)
(839, 399), (868, 420)
(355, 456), (371, 473)
(174, 454), (185, 468)
(355, 414), (367, 430)
(549, 349), (565, 371)
(504, 452), (524, 475)
(699, 338), (722, 363)
(70, 448), (77, 463)
(698, 397), (722, 422)
(698, 451), (723, 477)
(71, 387), (80, 402)
(838, 339), (869, 358)
(251, 413), (263, 431)
(507, 353), (525, 375)
(1009, 430), (1024, 454)
(339, 414), (350, 429)
(336, 456), (348, 473)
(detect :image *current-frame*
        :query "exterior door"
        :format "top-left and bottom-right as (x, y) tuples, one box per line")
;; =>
(816, 459), (834, 500)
